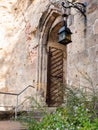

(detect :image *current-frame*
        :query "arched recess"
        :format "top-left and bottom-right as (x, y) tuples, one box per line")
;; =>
(37, 4), (67, 106)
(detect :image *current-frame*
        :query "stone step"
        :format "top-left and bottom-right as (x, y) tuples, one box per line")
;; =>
(0, 120), (27, 130)
(0, 107), (57, 129)
(0, 107), (57, 123)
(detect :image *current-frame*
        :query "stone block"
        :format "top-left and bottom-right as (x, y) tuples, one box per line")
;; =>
(80, 77), (91, 91)
(87, 12), (97, 26)
(78, 50), (90, 65)
(88, 70), (98, 87)
(97, 61), (98, 71)
(87, 1), (98, 14)
(68, 15), (74, 26)
(95, 44), (98, 61)
(67, 66), (79, 83)
(86, 34), (98, 48)
(68, 53), (79, 66)
(93, 19), (98, 34)
(87, 63), (97, 74)
(79, 0), (92, 3)
(88, 46), (96, 63)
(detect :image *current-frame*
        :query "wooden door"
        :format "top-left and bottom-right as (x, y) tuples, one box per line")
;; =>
(46, 47), (64, 106)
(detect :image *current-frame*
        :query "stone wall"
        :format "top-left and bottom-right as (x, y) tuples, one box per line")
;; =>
(67, 0), (98, 90)
(0, 0), (49, 110)
(0, 0), (98, 109)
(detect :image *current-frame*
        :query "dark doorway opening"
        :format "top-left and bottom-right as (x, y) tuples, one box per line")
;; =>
(46, 47), (64, 107)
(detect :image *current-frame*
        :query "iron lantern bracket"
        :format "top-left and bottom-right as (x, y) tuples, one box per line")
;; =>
(61, 1), (87, 17)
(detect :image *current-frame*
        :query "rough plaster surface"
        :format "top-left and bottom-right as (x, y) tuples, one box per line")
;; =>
(0, 0), (98, 109)
(0, 0), (49, 110)
(67, 0), (98, 89)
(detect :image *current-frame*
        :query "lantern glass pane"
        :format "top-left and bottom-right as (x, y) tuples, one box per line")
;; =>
(59, 32), (65, 42)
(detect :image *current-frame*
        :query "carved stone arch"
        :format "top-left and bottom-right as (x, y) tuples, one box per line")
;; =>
(37, 5), (67, 106)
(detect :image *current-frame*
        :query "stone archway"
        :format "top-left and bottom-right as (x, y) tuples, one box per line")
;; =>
(37, 4), (67, 106)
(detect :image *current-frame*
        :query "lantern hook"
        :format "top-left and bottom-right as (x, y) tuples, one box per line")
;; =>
(61, 1), (87, 17)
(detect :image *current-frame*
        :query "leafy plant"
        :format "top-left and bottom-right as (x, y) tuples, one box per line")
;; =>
(18, 72), (98, 130)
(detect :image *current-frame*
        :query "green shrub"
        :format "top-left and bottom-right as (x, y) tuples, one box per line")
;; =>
(25, 105), (98, 130)
(18, 72), (98, 130)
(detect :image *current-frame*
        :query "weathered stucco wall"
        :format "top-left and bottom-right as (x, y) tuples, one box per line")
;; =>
(0, 0), (49, 110)
(0, 0), (98, 109)
(67, 0), (98, 90)
(8, 0), (49, 91)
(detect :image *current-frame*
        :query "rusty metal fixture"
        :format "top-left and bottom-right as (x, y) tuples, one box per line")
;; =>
(61, 1), (87, 17)
(58, 0), (87, 45)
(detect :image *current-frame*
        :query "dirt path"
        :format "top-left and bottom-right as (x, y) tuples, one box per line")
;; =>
(0, 120), (25, 130)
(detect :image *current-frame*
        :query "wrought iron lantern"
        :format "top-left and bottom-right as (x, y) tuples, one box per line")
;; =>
(58, 24), (72, 45)
(58, 1), (87, 46)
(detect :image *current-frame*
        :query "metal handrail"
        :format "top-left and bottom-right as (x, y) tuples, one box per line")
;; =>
(0, 85), (34, 96)
(0, 85), (35, 119)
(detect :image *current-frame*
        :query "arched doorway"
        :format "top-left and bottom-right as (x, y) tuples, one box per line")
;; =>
(37, 5), (67, 107)
(46, 20), (67, 107)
